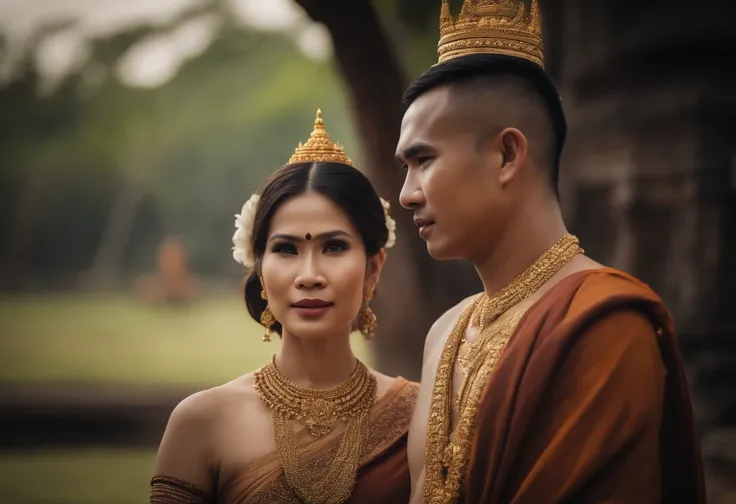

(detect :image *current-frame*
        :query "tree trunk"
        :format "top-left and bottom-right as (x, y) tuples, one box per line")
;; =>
(87, 171), (146, 290)
(1, 165), (50, 289)
(293, 0), (480, 379)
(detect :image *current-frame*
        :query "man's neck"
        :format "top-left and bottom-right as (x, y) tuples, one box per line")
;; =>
(474, 203), (568, 298)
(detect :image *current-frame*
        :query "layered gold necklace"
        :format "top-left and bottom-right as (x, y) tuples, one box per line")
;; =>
(254, 357), (376, 504)
(424, 233), (583, 504)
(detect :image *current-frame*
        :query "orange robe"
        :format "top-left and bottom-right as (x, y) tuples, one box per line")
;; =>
(465, 268), (706, 503)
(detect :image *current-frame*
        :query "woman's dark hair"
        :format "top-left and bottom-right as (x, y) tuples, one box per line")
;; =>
(243, 162), (389, 335)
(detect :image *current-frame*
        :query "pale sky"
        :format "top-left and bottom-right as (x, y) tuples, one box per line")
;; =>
(0, 0), (332, 89)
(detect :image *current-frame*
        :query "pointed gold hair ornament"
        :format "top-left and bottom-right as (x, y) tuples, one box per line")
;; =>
(287, 109), (353, 167)
(232, 108), (396, 271)
(437, 0), (544, 67)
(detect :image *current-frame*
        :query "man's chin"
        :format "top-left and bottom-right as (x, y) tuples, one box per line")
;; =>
(425, 238), (455, 261)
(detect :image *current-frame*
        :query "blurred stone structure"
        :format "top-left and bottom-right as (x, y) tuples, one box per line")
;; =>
(545, 0), (736, 501)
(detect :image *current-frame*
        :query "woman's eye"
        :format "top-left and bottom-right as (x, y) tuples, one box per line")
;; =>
(418, 156), (434, 166)
(324, 240), (348, 253)
(272, 242), (297, 255)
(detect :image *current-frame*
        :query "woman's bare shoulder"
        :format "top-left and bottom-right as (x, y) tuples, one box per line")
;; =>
(153, 372), (264, 489)
(367, 370), (418, 401)
(160, 373), (260, 449)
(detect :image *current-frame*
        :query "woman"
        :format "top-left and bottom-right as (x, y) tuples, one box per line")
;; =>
(150, 110), (418, 504)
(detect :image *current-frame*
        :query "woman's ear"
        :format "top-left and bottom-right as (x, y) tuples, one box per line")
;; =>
(365, 249), (387, 287)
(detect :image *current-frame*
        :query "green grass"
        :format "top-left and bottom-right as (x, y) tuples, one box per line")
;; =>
(0, 449), (155, 504)
(0, 293), (372, 386)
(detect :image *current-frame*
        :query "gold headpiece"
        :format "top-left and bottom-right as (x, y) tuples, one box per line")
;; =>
(437, 0), (544, 67)
(287, 109), (353, 167)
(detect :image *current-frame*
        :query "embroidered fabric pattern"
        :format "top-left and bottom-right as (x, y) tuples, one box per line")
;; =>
(150, 475), (209, 504)
(247, 382), (418, 504)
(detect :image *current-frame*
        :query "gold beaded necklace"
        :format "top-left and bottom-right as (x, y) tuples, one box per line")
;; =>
(254, 357), (376, 504)
(424, 233), (583, 504)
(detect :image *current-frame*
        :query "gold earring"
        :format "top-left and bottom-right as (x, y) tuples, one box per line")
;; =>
(358, 284), (377, 341)
(260, 288), (274, 343)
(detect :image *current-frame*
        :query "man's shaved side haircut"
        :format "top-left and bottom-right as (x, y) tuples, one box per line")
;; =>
(447, 74), (555, 182)
(403, 54), (566, 192)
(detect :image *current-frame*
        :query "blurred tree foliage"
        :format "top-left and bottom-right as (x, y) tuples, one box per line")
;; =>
(0, 13), (359, 288)
(0, 0), (477, 377)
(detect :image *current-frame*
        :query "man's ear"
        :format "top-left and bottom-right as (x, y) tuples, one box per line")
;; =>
(498, 127), (528, 186)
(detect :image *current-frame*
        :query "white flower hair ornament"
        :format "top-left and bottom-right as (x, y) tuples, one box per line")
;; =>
(232, 194), (260, 269)
(231, 194), (397, 269)
(381, 198), (397, 249)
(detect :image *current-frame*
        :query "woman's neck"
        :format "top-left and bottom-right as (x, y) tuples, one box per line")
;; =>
(274, 328), (357, 389)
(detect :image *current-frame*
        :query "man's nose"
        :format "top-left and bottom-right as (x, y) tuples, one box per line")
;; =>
(399, 171), (424, 210)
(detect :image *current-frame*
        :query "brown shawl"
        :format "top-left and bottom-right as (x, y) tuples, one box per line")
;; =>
(465, 267), (705, 503)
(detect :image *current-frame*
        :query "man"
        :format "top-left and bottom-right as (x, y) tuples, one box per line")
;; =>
(395, 1), (706, 503)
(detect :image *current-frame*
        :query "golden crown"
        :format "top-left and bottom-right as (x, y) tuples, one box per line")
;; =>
(437, 0), (544, 67)
(287, 109), (353, 167)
